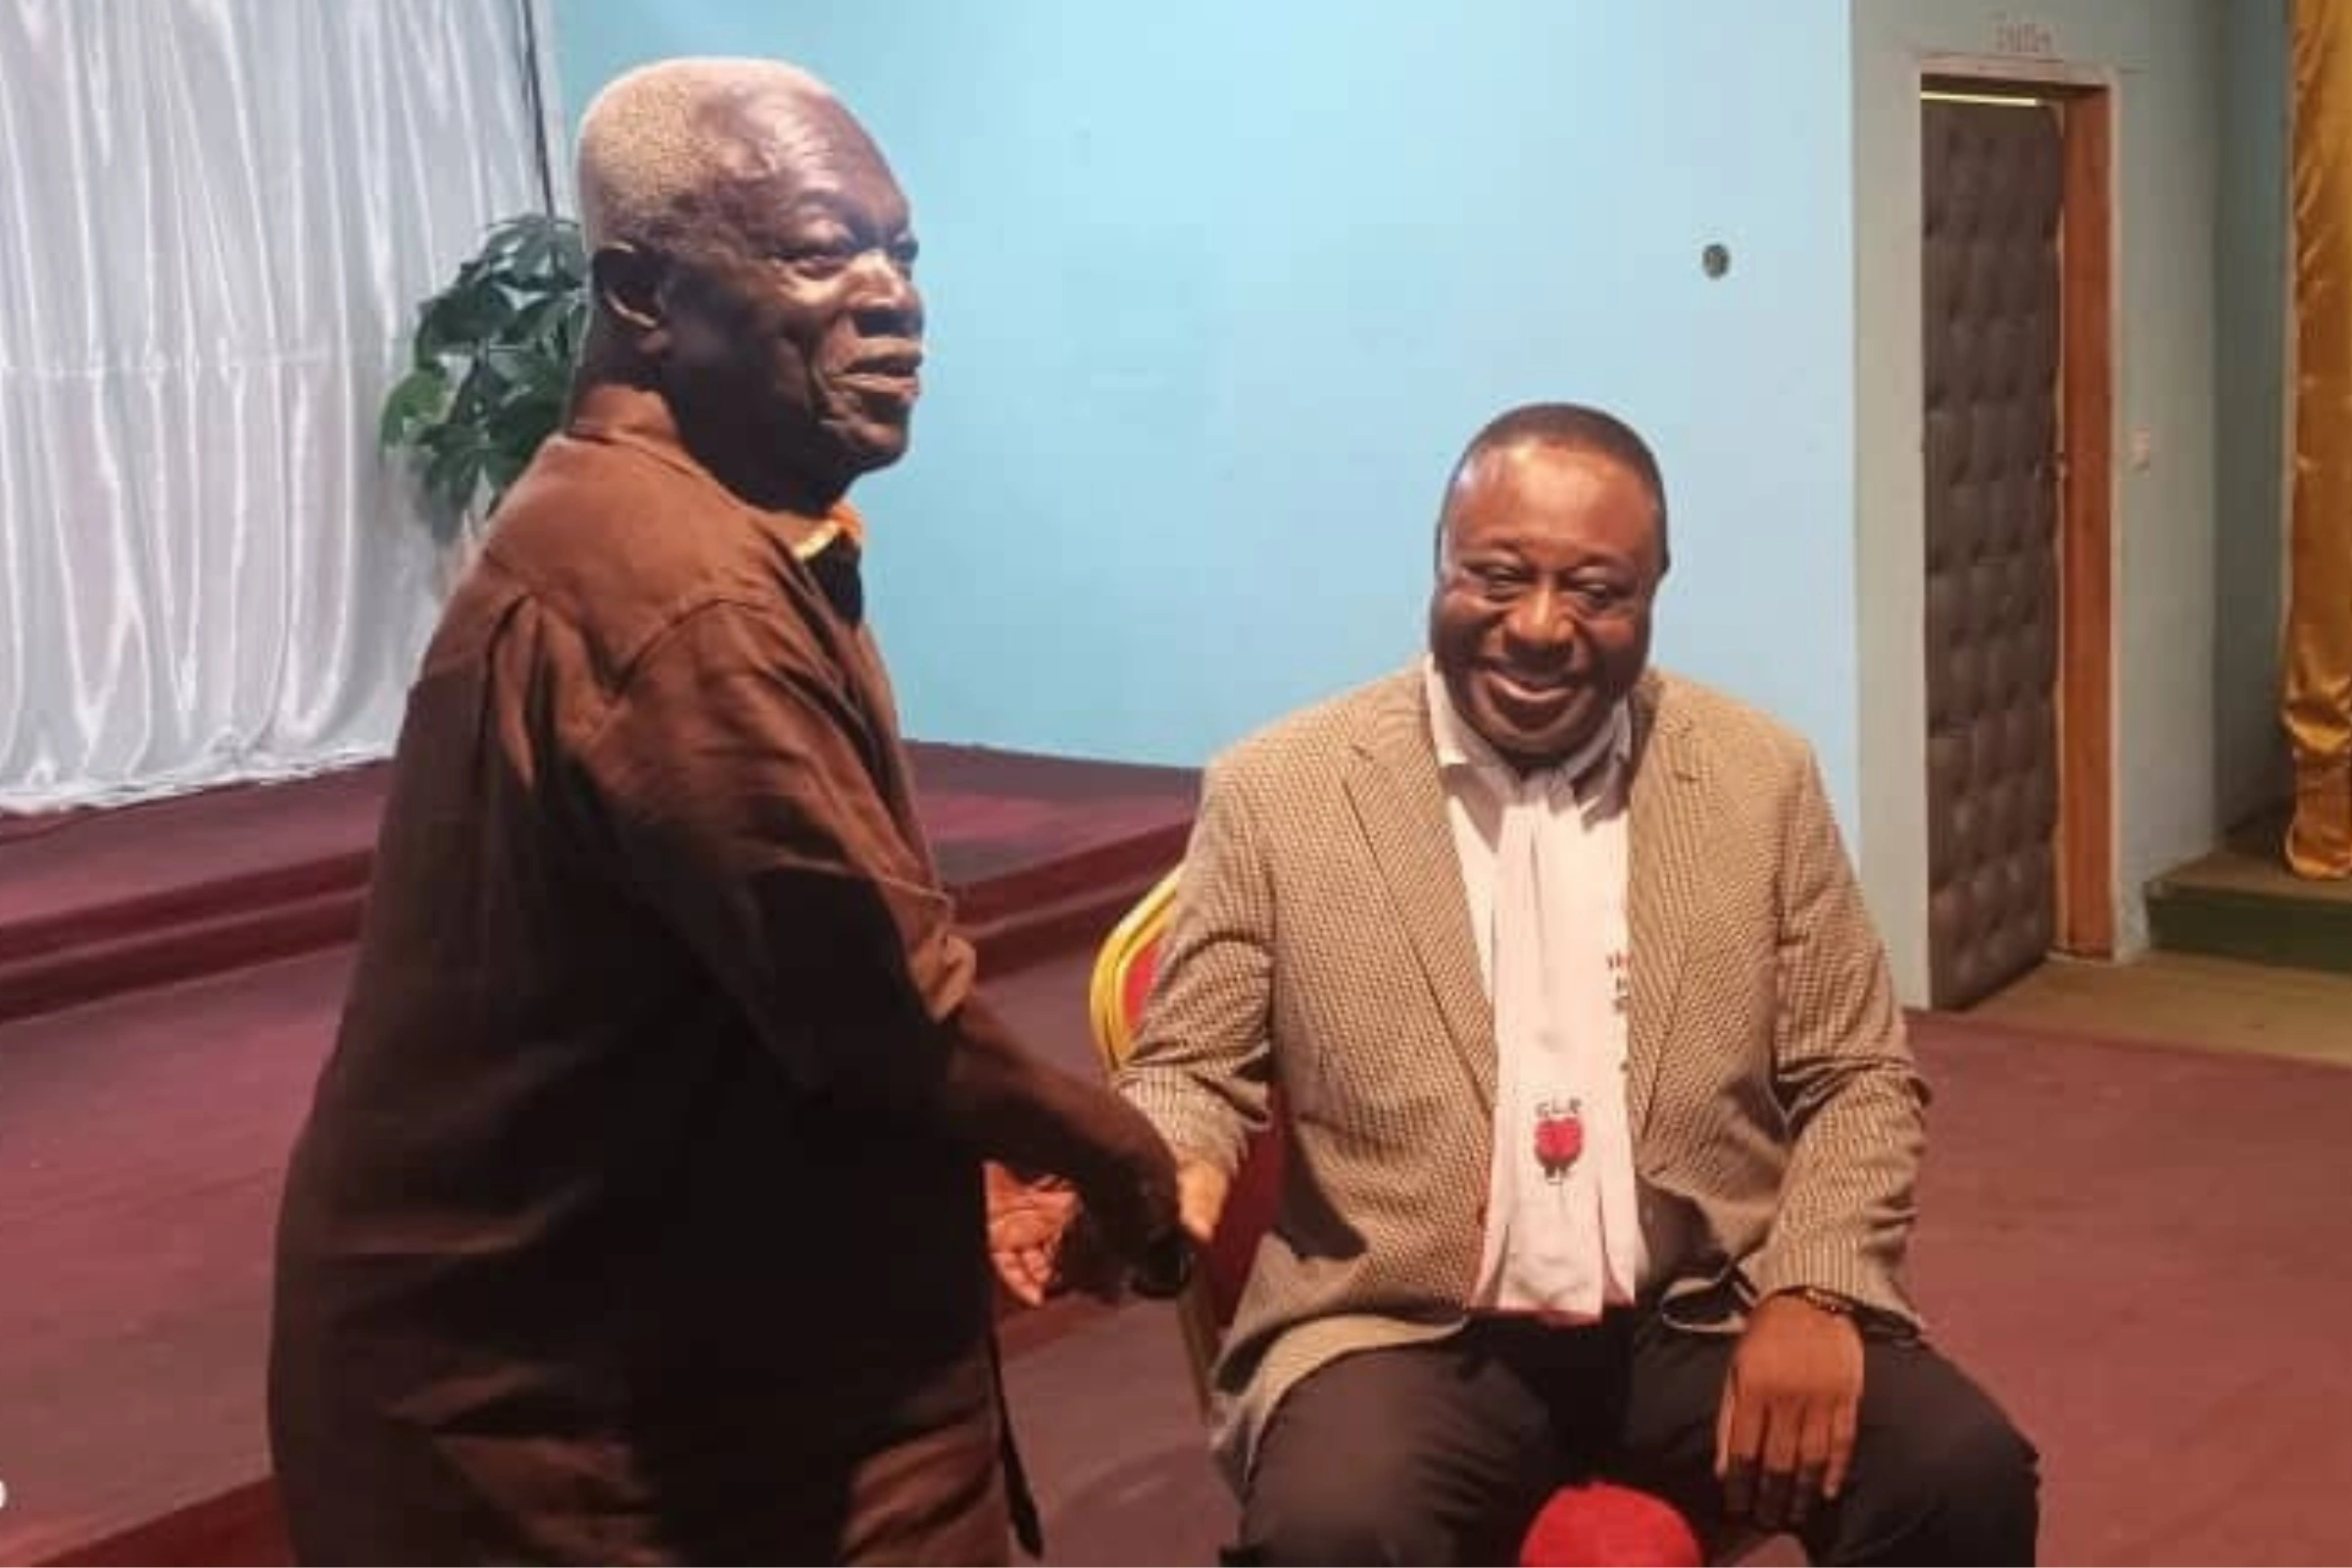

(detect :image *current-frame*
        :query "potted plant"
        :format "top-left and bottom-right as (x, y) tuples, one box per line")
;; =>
(380, 212), (588, 564)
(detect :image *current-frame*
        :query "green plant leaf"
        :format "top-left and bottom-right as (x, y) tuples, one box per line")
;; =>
(377, 365), (451, 449)
(513, 223), (557, 277)
(416, 277), (517, 359)
(552, 222), (588, 279)
(422, 432), (484, 528)
(488, 382), (564, 448)
(509, 290), (577, 342)
(480, 443), (532, 504)
(480, 216), (534, 266)
(384, 209), (591, 553)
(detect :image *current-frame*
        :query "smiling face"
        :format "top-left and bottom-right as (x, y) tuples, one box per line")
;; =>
(613, 85), (926, 507)
(1427, 439), (1666, 770)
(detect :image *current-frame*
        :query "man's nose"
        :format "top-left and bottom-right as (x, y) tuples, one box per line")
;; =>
(850, 252), (923, 336)
(1503, 586), (1575, 650)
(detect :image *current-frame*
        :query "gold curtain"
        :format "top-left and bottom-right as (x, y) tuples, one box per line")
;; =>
(2289, 0), (2352, 877)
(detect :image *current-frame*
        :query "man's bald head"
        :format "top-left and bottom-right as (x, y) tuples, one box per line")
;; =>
(576, 57), (882, 253)
(569, 56), (924, 514)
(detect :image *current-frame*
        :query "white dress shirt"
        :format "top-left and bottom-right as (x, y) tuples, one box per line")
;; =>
(1424, 660), (1645, 1321)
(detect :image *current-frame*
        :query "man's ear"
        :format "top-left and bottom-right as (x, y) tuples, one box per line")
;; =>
(591, 242), (666, 346)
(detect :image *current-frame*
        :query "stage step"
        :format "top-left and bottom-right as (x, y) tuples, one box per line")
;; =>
(0, 869), (368, 1026)
(0, 751), (1198, 1027)
(2145, 807), (2352, 976)
(963, 835), (1188, 978)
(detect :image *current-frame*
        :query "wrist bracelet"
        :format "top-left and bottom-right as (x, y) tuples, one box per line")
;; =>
(1786, 1286), (1854, 1317)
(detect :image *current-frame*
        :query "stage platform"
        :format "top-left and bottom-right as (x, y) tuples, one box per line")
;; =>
(0, 745), (1200, 1026)
(0, 748), (1196, 1566)
(2144, 804), (2352, 977)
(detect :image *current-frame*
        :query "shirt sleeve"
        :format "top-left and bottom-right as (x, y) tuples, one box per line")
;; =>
(575, 599), (978, 1098)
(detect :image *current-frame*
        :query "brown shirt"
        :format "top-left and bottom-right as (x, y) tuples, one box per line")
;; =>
(269, 386), (1006, 1563)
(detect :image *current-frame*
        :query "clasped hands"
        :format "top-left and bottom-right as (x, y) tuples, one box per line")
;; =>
(988, 1157), (1228, 1306)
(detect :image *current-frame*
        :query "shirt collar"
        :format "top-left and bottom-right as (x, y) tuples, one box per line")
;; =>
(567, 381), (865, 557)
(791, 500), (866, 559)
(1423, 657), (1632, 790)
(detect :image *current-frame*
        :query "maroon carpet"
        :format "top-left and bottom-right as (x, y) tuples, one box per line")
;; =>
(4, 949), (2350, 1562)
(1903, 1013), (2352, 1566)
(1001, 1012), (2352, 1566)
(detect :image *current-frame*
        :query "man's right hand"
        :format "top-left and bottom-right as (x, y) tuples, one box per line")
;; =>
(1177, 1158), (1230, 1245)
(1074, 1155), (1226, 1300)
(1074, 1149), (1225, 1269)
(1066, 1101), (1182, 1267)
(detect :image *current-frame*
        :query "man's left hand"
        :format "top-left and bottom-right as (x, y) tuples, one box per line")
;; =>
(985, 1163), (1080, 1307)
(985, 1162), (1126, 1305)
(1714, 1290), (1865, 1531)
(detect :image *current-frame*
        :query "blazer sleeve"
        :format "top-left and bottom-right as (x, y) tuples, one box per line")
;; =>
(1741, 747), (1931, 1329)
(1110, 756), (1277, 1174)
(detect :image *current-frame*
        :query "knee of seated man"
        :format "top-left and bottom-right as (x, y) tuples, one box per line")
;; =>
(1240, 1444), (1514, 1565)
(1879, 1396), (2039, 1514)
(1240, 1464), (1455, 1564)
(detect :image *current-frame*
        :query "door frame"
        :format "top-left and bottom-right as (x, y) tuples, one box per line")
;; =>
(1919, 62), (2119, 960)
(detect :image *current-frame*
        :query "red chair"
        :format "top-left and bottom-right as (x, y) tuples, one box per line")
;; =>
(1088, 871), (1705, 1568)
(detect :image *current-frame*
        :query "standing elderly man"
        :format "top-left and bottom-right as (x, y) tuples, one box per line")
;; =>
(270, 57), (1177, 1565)
(1010, 403), (2036, 1564)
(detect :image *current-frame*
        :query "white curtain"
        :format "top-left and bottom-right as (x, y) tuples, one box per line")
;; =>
(0, 0), (558, 812)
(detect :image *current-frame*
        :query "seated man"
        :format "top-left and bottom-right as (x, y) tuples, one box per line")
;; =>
(999, 402), (2037, 1565)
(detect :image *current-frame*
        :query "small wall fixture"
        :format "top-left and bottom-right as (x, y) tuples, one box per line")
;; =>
(1700, 243), (1731, 279)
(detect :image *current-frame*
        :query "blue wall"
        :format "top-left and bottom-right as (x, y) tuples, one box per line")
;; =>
(555, 2), (1861, 815)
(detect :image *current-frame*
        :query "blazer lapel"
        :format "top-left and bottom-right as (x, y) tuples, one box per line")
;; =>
(1625, 672), (1706, 1151)
(1342, 672), (1498, 1114)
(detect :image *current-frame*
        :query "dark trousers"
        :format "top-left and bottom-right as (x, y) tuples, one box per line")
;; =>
(1232, 1313), (2037, 1566)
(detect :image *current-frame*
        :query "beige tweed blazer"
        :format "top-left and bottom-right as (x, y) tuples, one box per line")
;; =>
(1114, 664), (1928, 1485)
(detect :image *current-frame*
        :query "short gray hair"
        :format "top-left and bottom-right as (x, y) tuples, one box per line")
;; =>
(574, 56), (841, 251)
